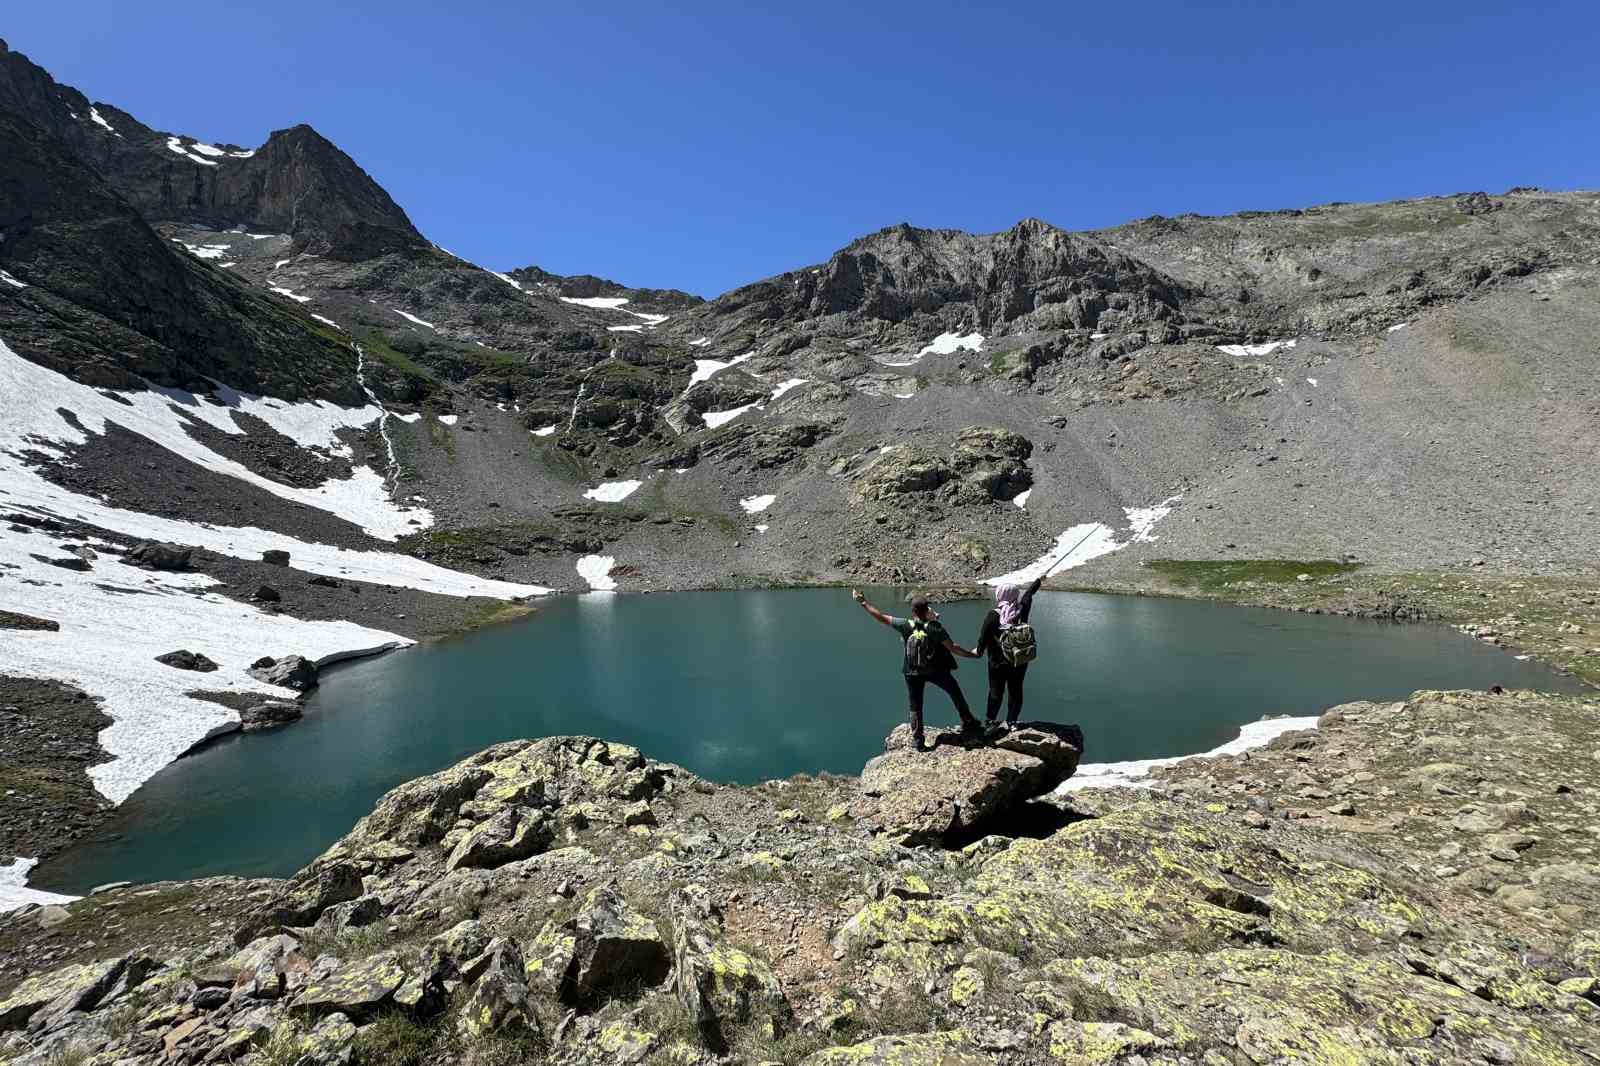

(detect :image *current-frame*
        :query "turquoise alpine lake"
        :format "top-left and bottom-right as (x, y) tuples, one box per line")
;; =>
(32, 588), (1587, 892)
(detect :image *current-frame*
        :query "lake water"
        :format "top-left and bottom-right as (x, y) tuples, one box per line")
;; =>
(33, 589), (1587, 892)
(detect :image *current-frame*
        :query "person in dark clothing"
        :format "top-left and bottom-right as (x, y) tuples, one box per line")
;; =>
(852, 589), (981, 750)
(975, 576), (1044, 729)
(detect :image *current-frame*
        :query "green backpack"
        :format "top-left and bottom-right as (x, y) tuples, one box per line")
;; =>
(999, 622), (1038, 667)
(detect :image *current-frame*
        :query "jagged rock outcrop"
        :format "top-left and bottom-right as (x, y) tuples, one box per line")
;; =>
(5, 690), (1600, 1065)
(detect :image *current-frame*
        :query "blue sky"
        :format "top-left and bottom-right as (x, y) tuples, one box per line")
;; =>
(8, 2), (1598, 295)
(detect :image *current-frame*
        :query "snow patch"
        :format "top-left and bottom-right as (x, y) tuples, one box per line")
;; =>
(270, 286), (311, 304)
(754, 524), (769, 533)
(0, 858), (77, 914)
(394, 412), (423, 423)
(311, 314), (342, 330)
(607, 324), (644, 333)
(583, 480), (642, 503)
(985, 496), (1181, 585)
(689, 352), (753, 386)
(1306, 377), (1319, 387)
(437, 414), (459, 426)
(165, 136), (218, 166)
(177, 241), (230, 260)
(0, 337), (430, 539)
(228, 150), (256, 159)
(0, 270), (26, 289)
(768, 378), (808, 402)
(1387, 322), (1409, 333)
(560, 296), (630, 310)
(702, 403), (759, 429)
(0, 536), (416, 804)
(1059, 716), (1320, 792)
(688, 337), (711, 348)
(489, 271), (523, 291)
(739, 494), (775, 514)
(1013, 488), (1032, 510)
(880, 331), (986, 367)
(88, 107), (119, 135)
(1216, 340), (1297, 357)
(531, 425), (558, 437)
(393, 309), (435, 329)
(187, 141), (227, 158)
(576, 555), (618, 591)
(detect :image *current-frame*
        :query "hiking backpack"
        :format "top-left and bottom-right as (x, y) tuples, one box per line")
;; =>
(999, 622), (1038, 667)
(903, 621), (938, 676)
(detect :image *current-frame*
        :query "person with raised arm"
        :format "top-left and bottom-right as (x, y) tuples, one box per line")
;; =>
(852, 589), (982, 751)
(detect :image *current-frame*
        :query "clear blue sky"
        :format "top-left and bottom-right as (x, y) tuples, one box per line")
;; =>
(9, 1), (1598, 295)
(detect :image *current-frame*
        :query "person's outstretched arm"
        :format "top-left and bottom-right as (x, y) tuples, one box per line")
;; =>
(944, 639), (979, 659)
(852, 589), (895, 628)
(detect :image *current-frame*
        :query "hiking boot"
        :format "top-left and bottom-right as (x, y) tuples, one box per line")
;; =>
(959, 719), (985, 738)
(912, 734), (928, 752)
(984, 720), (1011, 740)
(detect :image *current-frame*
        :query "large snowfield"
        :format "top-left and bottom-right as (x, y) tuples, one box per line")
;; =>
(0, 337), (550, 902)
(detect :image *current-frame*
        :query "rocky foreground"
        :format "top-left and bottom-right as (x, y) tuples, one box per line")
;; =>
(1, 690), (1598, 1065)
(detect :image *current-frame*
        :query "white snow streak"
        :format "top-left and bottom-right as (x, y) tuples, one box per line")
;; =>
(576, 554), (618, 591)
(1059, 717), (1320, 792)
(270, 286), (311, 304)
(394, 412), (423, 423)
(165, 136), (218, 166)
(739, 494), (775, 514)
(177, 241), (230, 260)
(1387, 322), (1409, 333)
(311, 314), (343, 330)
(1216, 339), (1297, 357)
(985, 496), (1181, 586)
(393, 309), (435, 329)
(437, 414), (459, 426)
(768, 378), (808, 402)
(702, 403), (759, 429)
(880, 331), (986, 367)
(1306, 377), (1319, 387)
(607, 324), (644, 333)
(0, 270), (27, 289)
(583, 480), (642, 503)
(688, 337), (711, 347)
(88, 107), (119, 135)
(531, 425), (558, 437)
(560, 296), (631, 310)
(1013, 488), (1032, 510)
(689, 352), (753, 386)
(489, 271), (523, 290)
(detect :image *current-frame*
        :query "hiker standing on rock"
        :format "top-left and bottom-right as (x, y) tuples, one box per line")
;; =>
(851, 589), (982, 750)
(975, 577), (1043, 731)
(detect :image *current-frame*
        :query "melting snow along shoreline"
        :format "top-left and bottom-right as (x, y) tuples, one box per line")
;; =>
(1058, 715), (1321, 792)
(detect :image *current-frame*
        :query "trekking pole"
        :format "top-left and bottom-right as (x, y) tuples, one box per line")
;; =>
(1040, 524), (1105, 578)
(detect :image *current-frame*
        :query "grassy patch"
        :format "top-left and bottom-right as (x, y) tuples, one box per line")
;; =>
(361, 329), (437, 383)
(353, 1010), (442, 1066)
(1148, 559), (1361, 592)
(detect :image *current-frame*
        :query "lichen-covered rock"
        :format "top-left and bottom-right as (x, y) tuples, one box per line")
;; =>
(596, 1020), (659, 1064)
(834, 800), (1426, 974)
(802, 1031), (989, 1065)
(297, 1012), (357, 1065)
(545, 886), (670, 1005)
(671, 895), (788, 1049)
(235, 861), (362, 944)
(445, 806), (553, 871)
(856, 726), (1057, 845)
(0, 955), (154, 1031)
(457, 939), (540, 1039)
(289, 952), (408, 1022)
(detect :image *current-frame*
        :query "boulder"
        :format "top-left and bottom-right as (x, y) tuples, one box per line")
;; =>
(154, 649), (219, 672)
(254, 584), (283, 603)
(296, 1014), (357, 1066)
(552, 887), (670, 1005)
(126, 541), (192, 571)
(672, 894), (789, 1050)
(289, 952), (408, 1022)
(234, 861), (362, 945)
(311, 895), (384, 936)
(249, 654), (317, 690)
(262, 549), (291, 566)
(855, 722), (1082, 845)
(445, 807), (554, 871)
(241, 701), (304, 732)
(0, 954), (156, 1031)
(308, 574), (342, 588)
(39, 554), (91, 572)
(457, 939), (540, 1039)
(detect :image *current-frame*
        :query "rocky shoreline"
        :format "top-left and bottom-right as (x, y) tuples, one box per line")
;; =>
(1, 686), (1596, 1064)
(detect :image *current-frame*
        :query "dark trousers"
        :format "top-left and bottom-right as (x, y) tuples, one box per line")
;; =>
(904, 670), (977, 743)
(986, 662), (1029, 723)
